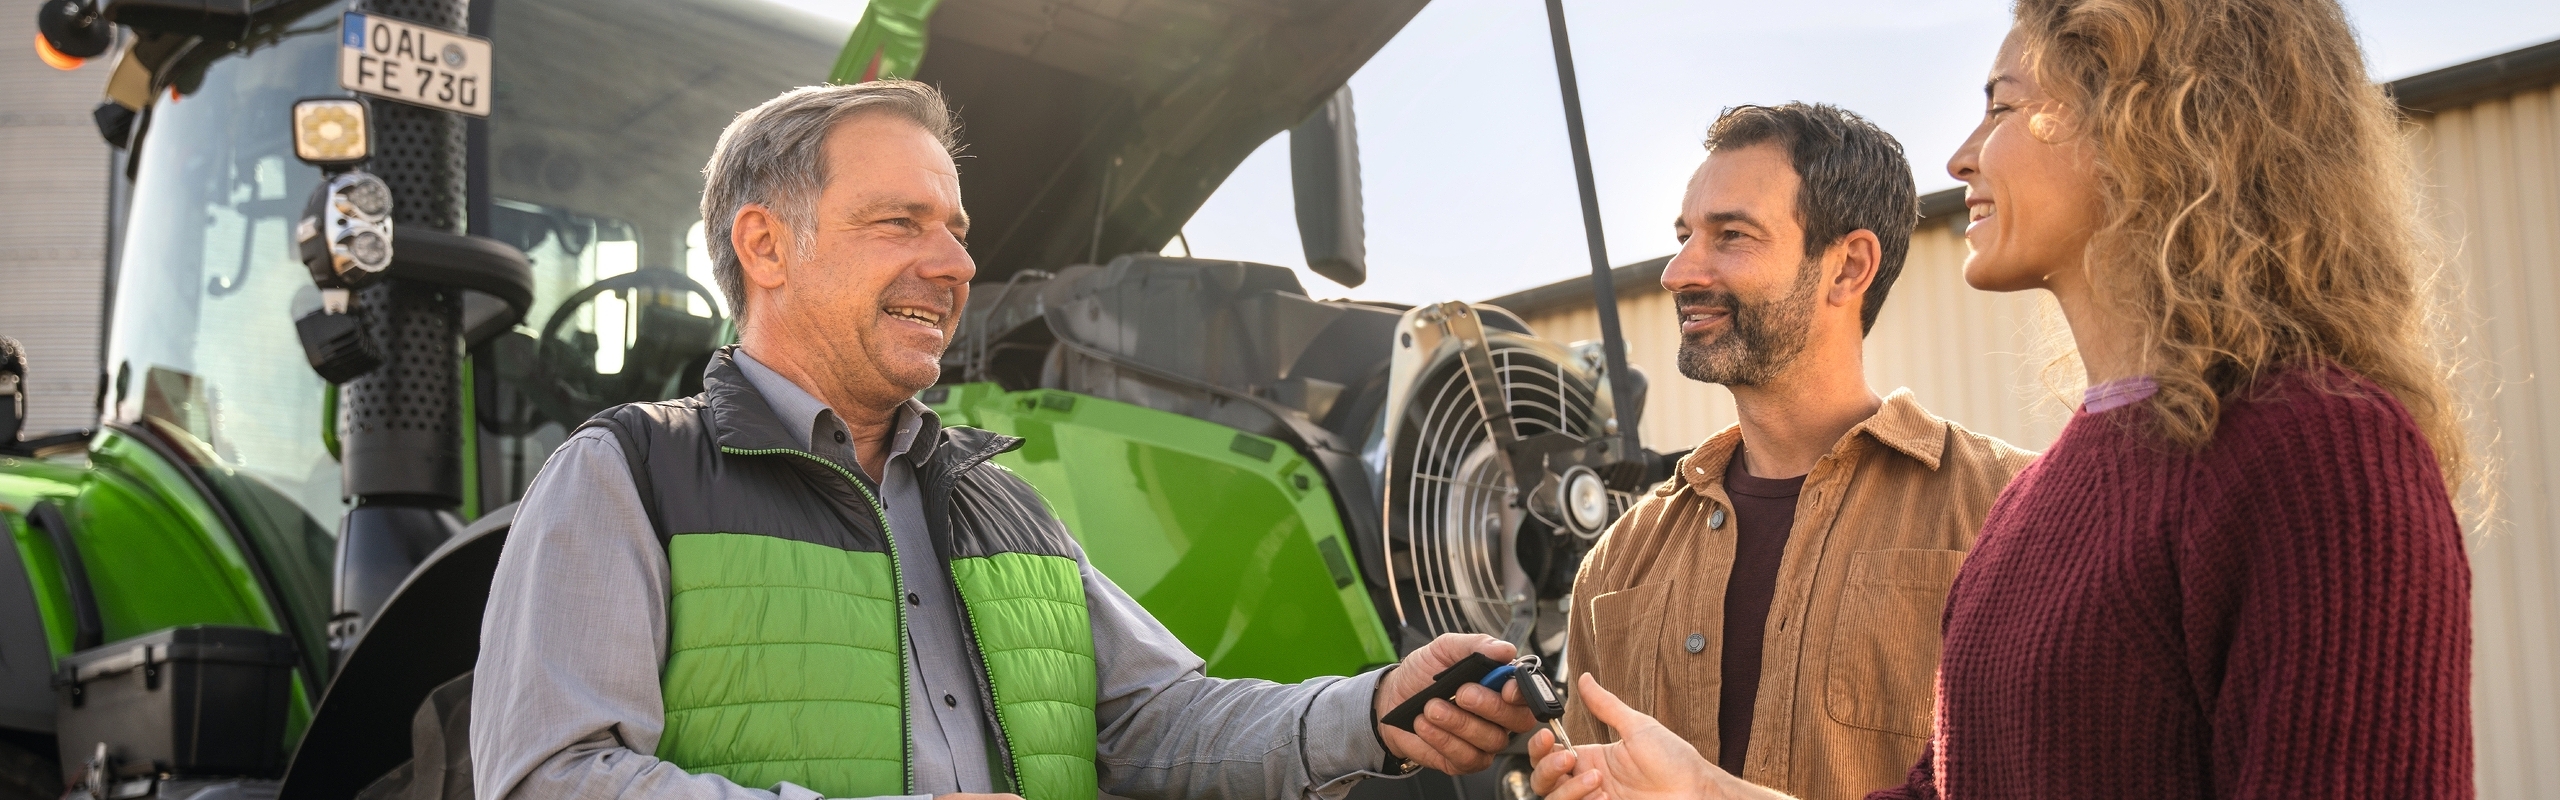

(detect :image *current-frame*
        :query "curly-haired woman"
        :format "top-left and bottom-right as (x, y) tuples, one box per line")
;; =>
(1529, 0), (2475, 797)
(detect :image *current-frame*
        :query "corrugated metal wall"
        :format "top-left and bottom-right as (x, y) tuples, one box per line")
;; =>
(1512, 80), (2560, 799)
(0, 14), (111, 434)
(2415, 82), (2560, 800)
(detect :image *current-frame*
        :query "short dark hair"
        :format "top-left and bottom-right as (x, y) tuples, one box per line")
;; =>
(1703, 103), (1917, 334)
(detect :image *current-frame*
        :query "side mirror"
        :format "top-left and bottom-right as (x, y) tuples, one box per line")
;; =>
(1289, 86), (1366, 289)
(35, 0), (114, 59)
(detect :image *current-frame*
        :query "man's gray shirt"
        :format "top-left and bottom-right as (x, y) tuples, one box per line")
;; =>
(470, 349), (1395, 800)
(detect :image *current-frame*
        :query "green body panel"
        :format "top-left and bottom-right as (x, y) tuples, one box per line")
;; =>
(829, 0), (945, 82)
(659, 533), (906, 798)
(0, 455), (90, 656)
(0, 430), (316, 741)
(930, 384), (1397, 682)
(949, 552), (1099, 800)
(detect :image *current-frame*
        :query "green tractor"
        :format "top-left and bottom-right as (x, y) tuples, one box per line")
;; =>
(2, 1), (1663, 799)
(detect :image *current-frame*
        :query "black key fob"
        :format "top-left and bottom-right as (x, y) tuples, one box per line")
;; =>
(1381, 652), (1504, 733)
(1521, 668), (1566, 722)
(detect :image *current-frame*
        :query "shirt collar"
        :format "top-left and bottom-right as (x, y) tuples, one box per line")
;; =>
(1677, 387), (1951, 489)
(732, 347), (941, 465)
(1857, 388), (1950, 469)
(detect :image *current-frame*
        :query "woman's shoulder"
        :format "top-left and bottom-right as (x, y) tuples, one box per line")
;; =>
(2205, 363), (2443, 486)
(2219, 363), (2422, 439)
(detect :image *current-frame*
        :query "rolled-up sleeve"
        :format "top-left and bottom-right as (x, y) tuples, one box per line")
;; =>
(469, 429), (918, 800)
(1083, 558), (1402, 800)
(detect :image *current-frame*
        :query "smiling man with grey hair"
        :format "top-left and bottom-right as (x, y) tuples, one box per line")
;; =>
(471, 80), (1537, 800)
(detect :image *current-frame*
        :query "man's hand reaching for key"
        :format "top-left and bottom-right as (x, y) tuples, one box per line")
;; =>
(1373, 634), (1538, 774)
(1528, 675), (1795, 800)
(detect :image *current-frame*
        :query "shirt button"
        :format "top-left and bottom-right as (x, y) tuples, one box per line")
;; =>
(907, 592), (921, 606)
(943, 694), (958, 708)
(1685, 633), (1706, 654)
(833, 430), (848, 445)
(1707, 508), (1727, 530)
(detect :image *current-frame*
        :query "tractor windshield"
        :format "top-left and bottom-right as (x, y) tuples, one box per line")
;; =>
(101, 0), (855, 534)
(105, 4), (353, 531)
(472, 0), (853, 506)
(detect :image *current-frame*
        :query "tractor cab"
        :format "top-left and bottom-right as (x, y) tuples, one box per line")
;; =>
(6, 0), (839, 794)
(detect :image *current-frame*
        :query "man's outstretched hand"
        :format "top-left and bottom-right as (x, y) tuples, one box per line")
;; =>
(1372, 634), (1539, 774)
(1527, 674), (1791, 800)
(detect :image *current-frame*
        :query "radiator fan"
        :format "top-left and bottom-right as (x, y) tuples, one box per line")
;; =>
(1378, 302), (1639, 658)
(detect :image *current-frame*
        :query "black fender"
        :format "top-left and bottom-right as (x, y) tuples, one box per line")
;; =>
(278, 504), (514, 800)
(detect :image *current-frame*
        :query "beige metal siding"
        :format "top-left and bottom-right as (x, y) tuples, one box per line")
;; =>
(2413, 83), (2560, 800)
(1511, 80), (2558, 799)
(1859, 221), (2070, 450)
(0, 13), (111, 434)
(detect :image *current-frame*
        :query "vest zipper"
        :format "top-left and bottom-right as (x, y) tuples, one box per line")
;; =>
(721, 446), (917, 795)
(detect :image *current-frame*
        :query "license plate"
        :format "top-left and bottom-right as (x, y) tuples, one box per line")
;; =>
(337, 12), (491, 117)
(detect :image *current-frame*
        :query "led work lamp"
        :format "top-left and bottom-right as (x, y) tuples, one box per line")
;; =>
(287, 97), (395, 382)
(299, 171), (396, 284)
(292, 98), (371, 166)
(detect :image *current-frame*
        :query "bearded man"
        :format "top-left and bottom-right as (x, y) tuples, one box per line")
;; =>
(1550, 104), (2032, 800)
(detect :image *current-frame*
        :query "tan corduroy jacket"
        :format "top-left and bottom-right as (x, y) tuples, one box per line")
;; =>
(1563, 389), (2035, 800)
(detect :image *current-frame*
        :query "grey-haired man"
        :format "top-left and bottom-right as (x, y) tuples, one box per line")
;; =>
(469, 81), (1534, 800)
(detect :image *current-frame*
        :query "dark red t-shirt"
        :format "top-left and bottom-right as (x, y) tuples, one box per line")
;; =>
(1718, 446), (1805, 772)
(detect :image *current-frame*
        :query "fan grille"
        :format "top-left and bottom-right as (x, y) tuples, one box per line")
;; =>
(1391, 341), (1621, 641)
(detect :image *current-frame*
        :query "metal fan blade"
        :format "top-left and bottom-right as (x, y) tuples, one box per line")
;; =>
(1431, 302), (1543, 495)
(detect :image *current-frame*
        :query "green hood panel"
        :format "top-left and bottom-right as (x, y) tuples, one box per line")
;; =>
(930, 384), (1395, 682)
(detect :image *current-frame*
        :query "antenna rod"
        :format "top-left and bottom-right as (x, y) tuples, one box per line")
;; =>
(1540, 0), (1645, 465)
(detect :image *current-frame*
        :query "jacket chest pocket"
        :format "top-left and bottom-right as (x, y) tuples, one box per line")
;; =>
(1586, 581), (1675, 722)
(1823, 549), (1965, 739)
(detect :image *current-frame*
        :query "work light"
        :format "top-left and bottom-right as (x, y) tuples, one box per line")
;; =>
(299, 171), (396, 285)
(292, 98), (370, 167)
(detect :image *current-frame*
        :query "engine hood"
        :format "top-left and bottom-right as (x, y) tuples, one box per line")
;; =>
(914, 0), (1427, 283)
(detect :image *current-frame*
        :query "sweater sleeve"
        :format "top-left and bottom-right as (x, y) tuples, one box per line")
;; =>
(2185, 386), (2472, 799)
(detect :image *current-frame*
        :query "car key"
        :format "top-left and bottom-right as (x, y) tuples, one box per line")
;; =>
(1478, 656), (1572, 748)
(1516, 660), (1572, 748)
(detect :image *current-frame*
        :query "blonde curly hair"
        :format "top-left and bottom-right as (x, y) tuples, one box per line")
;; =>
(2014, 0), (2469, 487)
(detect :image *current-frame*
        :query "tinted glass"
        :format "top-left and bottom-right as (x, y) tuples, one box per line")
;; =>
(105, 6), (348, 528)
(473, 0), (854, 503)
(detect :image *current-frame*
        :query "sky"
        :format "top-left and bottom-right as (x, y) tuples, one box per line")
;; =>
(771, 0), (2560, 305)
(1168, 0), (2560, 305)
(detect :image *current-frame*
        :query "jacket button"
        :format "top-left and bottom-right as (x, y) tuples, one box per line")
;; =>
(908, 593), (921, 606)
(834, 430), (849, 445)
(944, 694), (958, 708)
(1685, 633), (1705, 654)
(1707, 508), (1727, 530)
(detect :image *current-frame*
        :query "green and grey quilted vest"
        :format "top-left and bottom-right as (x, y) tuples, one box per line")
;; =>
(581, 350), (1098, 800)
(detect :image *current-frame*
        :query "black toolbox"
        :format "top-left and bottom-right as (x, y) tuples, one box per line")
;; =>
(53, 625), (298, 780)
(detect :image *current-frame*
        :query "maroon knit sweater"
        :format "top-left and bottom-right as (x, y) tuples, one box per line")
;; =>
(1869, 367), (2472, 799)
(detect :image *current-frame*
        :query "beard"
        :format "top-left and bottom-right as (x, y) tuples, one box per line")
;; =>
(1675, 257), (1821, 387)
